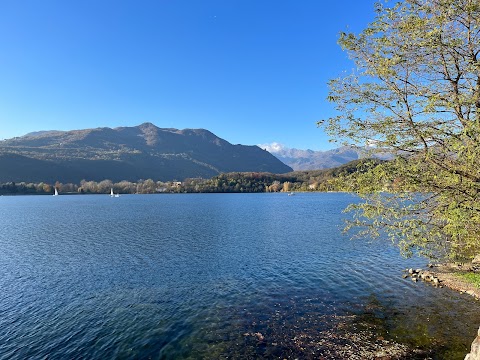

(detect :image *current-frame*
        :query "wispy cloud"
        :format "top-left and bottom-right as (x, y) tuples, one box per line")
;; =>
(365, 139), (379, 148)
(257, 142), (288, 153)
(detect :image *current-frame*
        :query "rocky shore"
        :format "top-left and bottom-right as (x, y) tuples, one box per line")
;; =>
(402, 264), (480, 299)
(214, 264), (480, 359)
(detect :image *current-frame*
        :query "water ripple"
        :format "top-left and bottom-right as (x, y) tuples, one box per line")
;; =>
(0, 193), (478, 359)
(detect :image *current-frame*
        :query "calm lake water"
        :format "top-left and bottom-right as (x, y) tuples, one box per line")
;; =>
(0, 193), (479, 359)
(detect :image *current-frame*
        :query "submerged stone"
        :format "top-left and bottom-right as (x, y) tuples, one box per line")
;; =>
(465, 327), (480, 360)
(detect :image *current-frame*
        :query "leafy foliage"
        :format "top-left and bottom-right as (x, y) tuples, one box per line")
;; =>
(321, 0), (480, 261)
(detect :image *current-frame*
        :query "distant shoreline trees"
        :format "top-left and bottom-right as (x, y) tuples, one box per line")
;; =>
(0, 160), (376, 195)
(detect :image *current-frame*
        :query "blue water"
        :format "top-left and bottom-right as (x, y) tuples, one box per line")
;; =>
(0, 193), (478, 359)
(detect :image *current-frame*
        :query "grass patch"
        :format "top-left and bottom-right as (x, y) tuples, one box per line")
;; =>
(455, 272), (480, 288)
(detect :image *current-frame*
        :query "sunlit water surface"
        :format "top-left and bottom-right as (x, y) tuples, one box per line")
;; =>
(0, 193), (478, 359)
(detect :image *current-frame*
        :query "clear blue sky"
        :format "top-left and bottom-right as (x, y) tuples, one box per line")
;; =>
(0, 0), (376, 150)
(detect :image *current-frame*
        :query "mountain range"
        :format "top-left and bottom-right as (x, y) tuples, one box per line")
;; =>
(0, 123), (292, 183)
(259, 142), (391, 171)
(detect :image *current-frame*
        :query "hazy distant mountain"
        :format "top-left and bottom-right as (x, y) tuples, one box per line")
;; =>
(258, 142), (388, 171)
(0, 123), (292, 183)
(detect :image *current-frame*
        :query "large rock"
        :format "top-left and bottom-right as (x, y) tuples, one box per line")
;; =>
(465, 327), (480, 360)
(472, 255), (480, 265)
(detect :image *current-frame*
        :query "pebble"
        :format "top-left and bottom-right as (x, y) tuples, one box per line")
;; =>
(254, 332), (264, 341)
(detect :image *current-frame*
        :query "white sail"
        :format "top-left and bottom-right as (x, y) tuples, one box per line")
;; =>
(110, 188), (114, 197)
(53, 188), (58, 196)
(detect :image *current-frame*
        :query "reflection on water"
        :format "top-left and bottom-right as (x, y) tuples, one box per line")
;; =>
(0, 193), (478, 359)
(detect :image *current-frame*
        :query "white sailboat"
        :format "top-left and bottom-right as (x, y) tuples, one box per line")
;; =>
(53, 187), (58, 196)
(110, 188), (120, 198)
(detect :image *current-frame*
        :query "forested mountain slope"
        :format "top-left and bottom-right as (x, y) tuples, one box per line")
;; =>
(0, 123), (292, 183)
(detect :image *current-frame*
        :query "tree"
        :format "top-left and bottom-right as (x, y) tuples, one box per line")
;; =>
(98, 179), (113, 194)
(42, 183), (52, 193)
(321, 0), (480, 261)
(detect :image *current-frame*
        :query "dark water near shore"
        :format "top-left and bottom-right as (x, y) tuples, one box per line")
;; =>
(0, 193), (479, 359)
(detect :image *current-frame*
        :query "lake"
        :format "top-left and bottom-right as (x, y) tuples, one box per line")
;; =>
(0, 193), (478, 359)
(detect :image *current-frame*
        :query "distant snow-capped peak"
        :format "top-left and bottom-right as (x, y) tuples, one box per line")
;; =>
(258, 141), (390, 171)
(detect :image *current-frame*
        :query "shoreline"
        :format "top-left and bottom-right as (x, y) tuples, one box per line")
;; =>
(424, 264), (480, 299)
